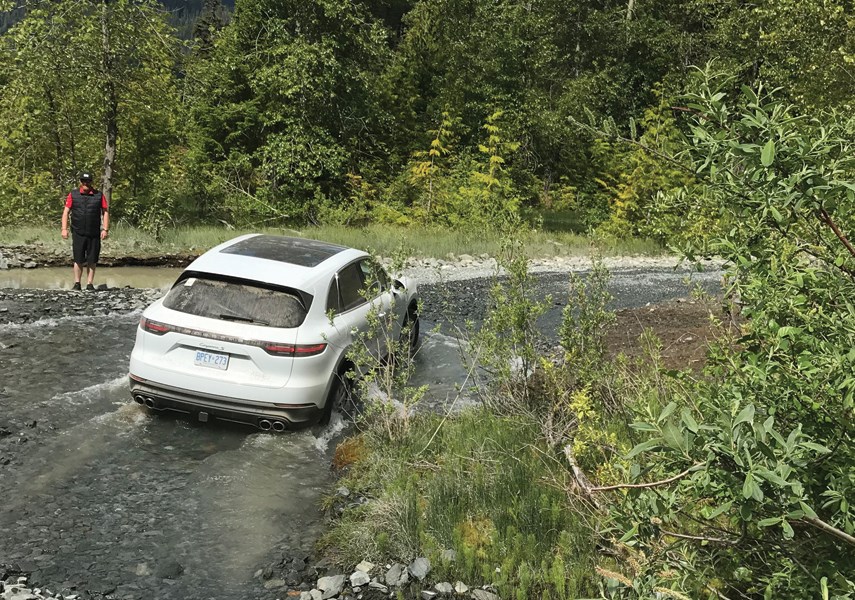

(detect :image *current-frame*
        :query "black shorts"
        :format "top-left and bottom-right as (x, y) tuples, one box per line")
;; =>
(72, 233), (101, 267)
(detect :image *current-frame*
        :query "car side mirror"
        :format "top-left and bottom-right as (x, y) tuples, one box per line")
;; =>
(392, 279), (406, 294)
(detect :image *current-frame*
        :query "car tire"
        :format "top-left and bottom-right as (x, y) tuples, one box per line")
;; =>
(319, 369), (354, 425)
(403, 306), (420, 359)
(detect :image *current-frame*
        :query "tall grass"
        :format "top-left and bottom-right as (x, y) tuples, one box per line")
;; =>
(0, 224), (664, 259)
(321, 409), (601, 598)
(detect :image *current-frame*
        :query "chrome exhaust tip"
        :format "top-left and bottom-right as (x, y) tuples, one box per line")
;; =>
(271, 420), (286, 432)
(133, 394), (145, 405)
(143, 397), (156, 409)
(258, 419), (272, 431)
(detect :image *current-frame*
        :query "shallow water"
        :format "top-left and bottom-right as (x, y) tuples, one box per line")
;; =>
(0, 266), (183, 290)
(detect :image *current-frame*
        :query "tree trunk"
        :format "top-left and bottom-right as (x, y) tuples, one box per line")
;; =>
(44, 88), (64, 188)
(626, 0), (635, 21)
(101, 0), (117, 201)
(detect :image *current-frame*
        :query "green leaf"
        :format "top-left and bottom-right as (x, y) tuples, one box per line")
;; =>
(799, 501), (818, 519)
(758, 517), (781, 527)
(781, 519), (794, 539)
(707, 500), (733, 520)
(761, 139), (776, 166)
(743, 472), (761, 500)
(626, 439), (660, 459)
(619, 524), (638, 543)
(681, 408), (699, 434)
(658, 401), (677, 423)
(734, 404), (755, 428)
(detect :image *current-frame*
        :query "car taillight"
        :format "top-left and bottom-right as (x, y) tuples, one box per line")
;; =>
(263, 343), (327, 357)
(140, 317), (171, 335)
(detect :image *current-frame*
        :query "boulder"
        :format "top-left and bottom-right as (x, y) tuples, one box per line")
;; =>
(349, 570), (370, 587)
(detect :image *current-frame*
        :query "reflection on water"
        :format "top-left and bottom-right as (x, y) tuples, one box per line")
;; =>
(0, 266), (183, 289)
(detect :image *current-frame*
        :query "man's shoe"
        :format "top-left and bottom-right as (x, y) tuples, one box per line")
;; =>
(86, 284), (95, 291)
(72, 282), (81, 291)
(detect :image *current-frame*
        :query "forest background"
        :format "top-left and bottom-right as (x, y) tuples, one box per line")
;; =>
(1, 0), (851, 241)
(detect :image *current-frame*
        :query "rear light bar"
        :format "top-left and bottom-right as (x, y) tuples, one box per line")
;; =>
(139, 317), (326, 357)
(141, 317), (171, 335)
(263, 343), (327, 357)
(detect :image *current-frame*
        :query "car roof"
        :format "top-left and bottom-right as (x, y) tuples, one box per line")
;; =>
(185, 234), (369, 292)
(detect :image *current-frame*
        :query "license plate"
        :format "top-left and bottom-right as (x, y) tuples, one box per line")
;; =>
(194, 349), (229, 370)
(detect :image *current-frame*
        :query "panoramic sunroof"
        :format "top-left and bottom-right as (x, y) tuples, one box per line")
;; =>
(220, 235), (348, 267)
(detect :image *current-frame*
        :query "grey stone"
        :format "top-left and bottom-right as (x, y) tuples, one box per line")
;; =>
(354, 560), (374, 574)
(472, 590), (500, 600)
(454, 581), (469, 594)
(408, 557), (431, 581)
(384, 563), (407, 587)
(440, 549), (457, 563)
(22, 262), (37, 269)
(367, 581), (388, 593)
(434, 582), (453, 594)
(421, 592), (437, 600)
(263, 579), (286, 590)
(350, 571), (370, 587)
(154, 559), (183, 579)
(299, 593), (313, 600)
(317, 574), (346, 599)
(6, 592), (38, 600)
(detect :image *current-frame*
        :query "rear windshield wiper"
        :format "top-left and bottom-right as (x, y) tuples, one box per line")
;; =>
(219, 313), (269, 326)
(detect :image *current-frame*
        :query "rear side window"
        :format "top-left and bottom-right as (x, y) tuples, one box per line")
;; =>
(337, 263), (366, 312)
(163, 277), (308, 328)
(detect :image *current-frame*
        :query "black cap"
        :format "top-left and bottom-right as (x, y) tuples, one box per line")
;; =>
(80, 172), (92, 182)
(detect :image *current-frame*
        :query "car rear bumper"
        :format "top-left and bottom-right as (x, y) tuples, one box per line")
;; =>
(129, 375), (322, 429)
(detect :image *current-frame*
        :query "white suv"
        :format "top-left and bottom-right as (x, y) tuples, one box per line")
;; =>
(128, 234), (419, 430)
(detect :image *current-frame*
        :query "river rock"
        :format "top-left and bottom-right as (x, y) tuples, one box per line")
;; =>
(385, 563), (408, 587)
(472, 590), (500, 600)
(434, 582), (453, 594)
(355, 560), (374, 574)
(408, 557), (430, 581)
(263, 578), (286, 589)
(349, 570), (370, 587)
(317, 574), (345, 599)
(454, 581), (469, 593)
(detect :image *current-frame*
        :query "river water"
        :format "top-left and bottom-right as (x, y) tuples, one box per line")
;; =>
(0, 265), (722, 599)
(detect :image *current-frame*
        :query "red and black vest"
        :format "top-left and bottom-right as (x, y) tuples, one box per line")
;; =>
(70, 189), (104, 237)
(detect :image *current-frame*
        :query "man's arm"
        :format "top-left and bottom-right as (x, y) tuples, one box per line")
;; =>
(61, 193), (71, 239)
(101, 208), (110, 240)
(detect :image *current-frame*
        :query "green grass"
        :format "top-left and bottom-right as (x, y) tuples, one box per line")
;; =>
(321, 409), (602, 598)
(0, 224), (665, 260)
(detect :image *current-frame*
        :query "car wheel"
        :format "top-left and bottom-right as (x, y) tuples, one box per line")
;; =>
(319, 369), (354, 425)
(403, 306), (420, 358)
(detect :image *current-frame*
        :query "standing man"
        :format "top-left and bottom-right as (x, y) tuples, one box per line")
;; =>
(61, 172), (109, 290)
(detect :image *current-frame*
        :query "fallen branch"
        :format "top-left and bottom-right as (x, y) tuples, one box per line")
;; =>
(590, 464), (704, 492)
(563, 444), (602, 509)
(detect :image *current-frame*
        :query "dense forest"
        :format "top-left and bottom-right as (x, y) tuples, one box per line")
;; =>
(1, 0), (850, 237)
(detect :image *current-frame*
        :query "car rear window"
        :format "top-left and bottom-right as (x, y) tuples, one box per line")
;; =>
(162, 277), (308, 328)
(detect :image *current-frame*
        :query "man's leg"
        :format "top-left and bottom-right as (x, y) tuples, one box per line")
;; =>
(86, 236), (101, 288)
(73, 262), (82, 284)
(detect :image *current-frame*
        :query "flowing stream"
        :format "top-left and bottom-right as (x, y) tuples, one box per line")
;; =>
(0, 264), (722, 599)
